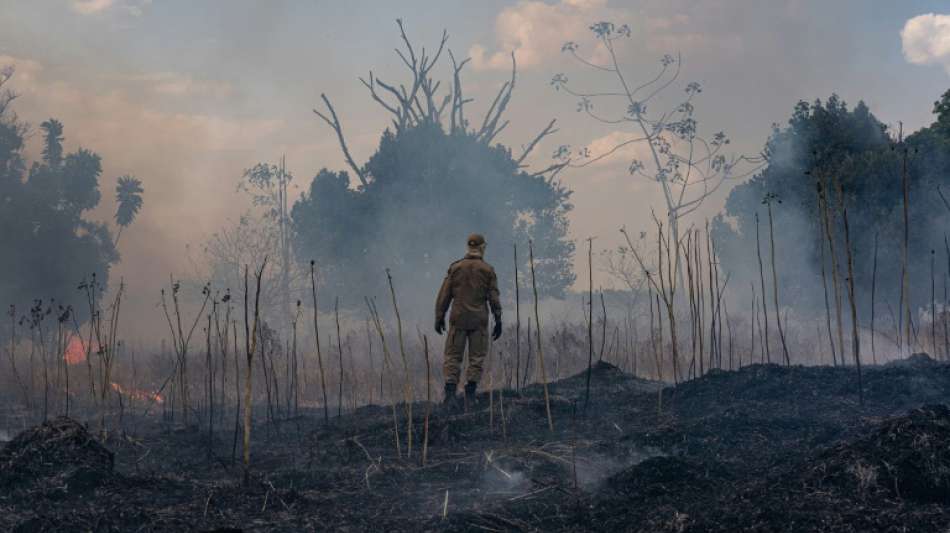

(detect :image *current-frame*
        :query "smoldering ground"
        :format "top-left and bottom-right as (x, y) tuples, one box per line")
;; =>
(4, 353), (950, 531)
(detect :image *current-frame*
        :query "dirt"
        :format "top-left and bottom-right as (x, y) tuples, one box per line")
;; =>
(2, 355), (950, 532)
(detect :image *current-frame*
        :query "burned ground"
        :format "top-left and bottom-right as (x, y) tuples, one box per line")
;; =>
(2, 356), (950, 532)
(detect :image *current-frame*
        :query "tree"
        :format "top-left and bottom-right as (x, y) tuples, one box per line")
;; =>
(715, 92), (950, 316)
(297, 21), (575, 311)
(239, 159), (294, 330)
(929, 88), (950, 140)
(551, 22), (763, 272)
(293, 125), (575, 313)
(114, 175), (144, 246)
(204, 160), (302, 326)
(0, 67), (142, 329)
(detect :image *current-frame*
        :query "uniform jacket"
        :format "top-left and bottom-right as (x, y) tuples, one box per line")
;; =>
(435, 253), (502, 330)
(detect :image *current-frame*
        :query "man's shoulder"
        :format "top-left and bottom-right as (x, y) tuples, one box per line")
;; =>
(448, 257), (494, 272)
(469, 258), (496, 275)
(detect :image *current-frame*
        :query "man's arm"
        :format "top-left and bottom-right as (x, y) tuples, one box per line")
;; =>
(435, 269), (454, 323)
(487, 268), (502, 322)
(488, 267), (503, 340)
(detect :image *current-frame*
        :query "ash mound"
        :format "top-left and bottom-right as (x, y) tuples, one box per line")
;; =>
(885, 352), (938, 368)
(546, 360), (664, 399)
(604, 456), (726, 498)
(0, 416), (115, 494)
(802, 404), (950, 503)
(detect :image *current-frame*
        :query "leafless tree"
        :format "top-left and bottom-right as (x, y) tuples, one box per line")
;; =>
(314, 19), (566, 187)
(621, 212), (684, 384)
(0, 65), (18, 117)
(551, 22), (764, 268)
(205, 211), (306, 325)
(238, 158), (294, 331)
(161, 278), (211, 426)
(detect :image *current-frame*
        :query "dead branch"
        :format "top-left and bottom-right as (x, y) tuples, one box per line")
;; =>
(516, 119), (558, 167)
(0, 65), (17, 117)
(477, 53), (516, 142)
(314, 94), (369, 188)
(359, 73), (402, 121)
(448, 50), (472, 134)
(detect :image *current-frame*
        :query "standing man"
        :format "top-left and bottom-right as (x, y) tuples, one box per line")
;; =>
(435, 233), (503, 410)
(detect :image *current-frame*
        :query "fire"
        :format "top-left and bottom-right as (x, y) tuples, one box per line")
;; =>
(63, 335), (87, 365)
(110, 382), (165, 404)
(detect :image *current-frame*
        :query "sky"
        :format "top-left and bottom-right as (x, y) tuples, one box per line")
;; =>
(2, 0), (950, 339)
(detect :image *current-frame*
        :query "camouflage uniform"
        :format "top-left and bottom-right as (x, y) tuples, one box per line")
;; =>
(435, 237), (502, 385)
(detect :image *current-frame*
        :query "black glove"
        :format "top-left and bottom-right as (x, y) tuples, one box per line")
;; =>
(435, 317), (446, 335)
(492, 319), (502, 341)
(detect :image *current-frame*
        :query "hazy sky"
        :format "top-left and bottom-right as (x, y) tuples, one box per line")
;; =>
(2, 0), (950, 338)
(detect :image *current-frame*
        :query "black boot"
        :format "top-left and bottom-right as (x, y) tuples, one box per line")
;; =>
(443, 383), (458, 411)
(464, 381), (477, 411)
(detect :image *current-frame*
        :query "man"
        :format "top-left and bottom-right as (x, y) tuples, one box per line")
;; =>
(434, 233), (503, 410)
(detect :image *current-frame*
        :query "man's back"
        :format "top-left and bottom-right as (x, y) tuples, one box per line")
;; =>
(435, 256), (501, 330)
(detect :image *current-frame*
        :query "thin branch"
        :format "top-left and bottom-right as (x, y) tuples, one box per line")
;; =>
(517, 119), (559, 166)
(531, 161), (570, 178)
(478, 52), (516, 142)
(568, 48), (616, 72)
(448, 50), (471, 133)
(938, 186), (950, 214)
(483, 120), (509, 145)
(570, 136), (650, 168)
(314, 93), (369, 188)
(629, 62), (671, 98)
(360, 73), (402, 122)
(641, 52), (682, 105)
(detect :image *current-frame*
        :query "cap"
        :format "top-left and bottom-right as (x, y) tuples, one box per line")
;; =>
(467, 233), (486, 247)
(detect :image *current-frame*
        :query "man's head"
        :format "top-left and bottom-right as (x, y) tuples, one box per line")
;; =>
(466, 233), (487, 258)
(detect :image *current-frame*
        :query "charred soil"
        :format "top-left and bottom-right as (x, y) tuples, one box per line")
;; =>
(2, 356), (950, 532)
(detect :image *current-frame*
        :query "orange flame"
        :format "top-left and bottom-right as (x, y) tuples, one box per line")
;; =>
(110, 382), (165, 404)
(64, 335), (87, 365)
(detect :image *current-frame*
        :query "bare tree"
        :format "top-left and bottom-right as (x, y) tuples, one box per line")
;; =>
(234, 158), (296, 332)
(314, 19), (566, 187)
(161, 278), (211, 426)
(621, 212), (684, 384)
(205, 209), (305, 326)
(243, 260), (266, 486)
(551, 22), (763, 268)
(0, 65), (18, 117)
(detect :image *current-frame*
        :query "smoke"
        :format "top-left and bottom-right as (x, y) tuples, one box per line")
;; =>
(2, 3), (949, 362)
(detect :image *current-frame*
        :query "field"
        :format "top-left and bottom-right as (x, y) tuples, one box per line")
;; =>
(2, 353), (949, 532)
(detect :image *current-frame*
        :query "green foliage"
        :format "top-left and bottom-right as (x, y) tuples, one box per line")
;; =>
(40, 119), (64, 167)
(115, 176), (144, 228)
(715, 92), (950, 310)
(238, 162), (291, 221)
(292, 122), (575, 310)
(931, 89), (950, 137)
(0, 103), (139, 324)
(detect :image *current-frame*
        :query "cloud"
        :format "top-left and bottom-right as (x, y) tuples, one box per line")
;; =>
(583, 130), (651, 168)
(125, 72), (234, 99)
(469, 0), (751, 72)
(70, 0), (150, 16)
(71, 0), (116, 14)
(569, 130), (654, 191)
(0, 55), (44, 84)
(469, 0), (615, 71)
(901, 13), (950, 74)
